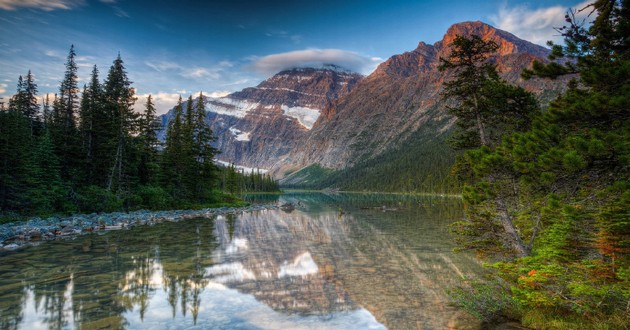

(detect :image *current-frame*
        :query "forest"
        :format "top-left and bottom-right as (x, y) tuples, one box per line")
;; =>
(0, 47), (279, 220)
(444, 1), (629, 328)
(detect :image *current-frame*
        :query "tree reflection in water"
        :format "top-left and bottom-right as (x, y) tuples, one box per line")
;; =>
(0, 193), (483, 329)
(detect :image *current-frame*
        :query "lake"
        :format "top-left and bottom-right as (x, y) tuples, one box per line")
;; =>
(0, 192), (486, 329)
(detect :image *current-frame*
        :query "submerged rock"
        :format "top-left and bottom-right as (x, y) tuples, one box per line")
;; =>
(0, 203), (278, 251)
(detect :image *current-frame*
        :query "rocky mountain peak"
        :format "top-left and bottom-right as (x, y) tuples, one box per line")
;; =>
(438, 21), (550, 58)
(231, 66), (363, 109)
(372, 21), (550, 79)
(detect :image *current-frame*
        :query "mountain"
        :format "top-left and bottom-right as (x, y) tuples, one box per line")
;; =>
(160, 21), (569, 192)
(277, 21), (570, 191)
(160, 65), (363, 170)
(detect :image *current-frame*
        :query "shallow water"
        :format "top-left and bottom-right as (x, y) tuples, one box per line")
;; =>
(0, 192), (485, 329)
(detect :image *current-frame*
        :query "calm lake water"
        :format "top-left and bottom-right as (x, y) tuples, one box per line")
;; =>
(0, 192), (486, 329)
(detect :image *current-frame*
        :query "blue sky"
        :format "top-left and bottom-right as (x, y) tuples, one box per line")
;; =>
(0, 0), (589, 113)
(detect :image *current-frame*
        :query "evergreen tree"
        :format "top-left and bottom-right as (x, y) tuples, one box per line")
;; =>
(162, 96), (185, 198)
(23, 70), (39, 124)
(58, 45), (79, 130)
(192, 92), (218, 196)
(8, 76), (26, 115)
(103, 54), (138, 194)
(451, 1), (630, 326)
(51, 45), (82, 183)
(138, 95), (161, 185)
(79, 65), (104, 185)
(26, 129), (66, 213)
(0, 104), (31, 211)
(438, 35), (538, 149)
(42, 94), (52, 127)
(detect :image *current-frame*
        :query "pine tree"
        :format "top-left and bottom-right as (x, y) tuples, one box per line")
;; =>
(162, 96), (185, 199)
(58, 45), (79, 131)
(103, 54), (138, 193)
(42, 94), (52, 127)
(192, 92), (218, 196)
(79, 65), (104, 185)
(451, 1), (630, 325)
(26, 129), (65, 213)
(138, 95), (161, 185)
(0, 96), (32, 211)
(51, 45), (82, 183)
(438, 35), (538, 149)
(438, 35), (499, 148)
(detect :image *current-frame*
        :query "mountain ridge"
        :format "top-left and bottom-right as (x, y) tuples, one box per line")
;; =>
(275, 21), (569, 189)
(160, 21), (570, 191)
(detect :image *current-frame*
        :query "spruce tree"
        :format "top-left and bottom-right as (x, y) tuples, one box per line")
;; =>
(162, 96), (185, 199)
(192, 92), (218, 196)
(438, 35), (538, 149)
(138, 95), (160, 185)
(79, 65), (104, 185)
(0, 95), (32, 211)
(51, 45), (82, 183)
(103, 54), (138, 193)
(58, 45), (79, 131)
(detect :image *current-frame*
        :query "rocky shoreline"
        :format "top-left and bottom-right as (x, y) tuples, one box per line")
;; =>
(0, 203), (279, 251)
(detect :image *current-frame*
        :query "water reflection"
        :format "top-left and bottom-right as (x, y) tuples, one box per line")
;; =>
(0, 193), (484, 329)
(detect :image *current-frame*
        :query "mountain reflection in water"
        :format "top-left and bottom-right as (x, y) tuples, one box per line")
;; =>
(0, 193), (484, 329)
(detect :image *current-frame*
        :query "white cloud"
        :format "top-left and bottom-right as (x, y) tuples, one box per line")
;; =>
(181, 67), (220, 79)
(134, 92), (182, 115)
(134, 90), (231, 115)
(208, 91), (230, 98)
(145, 61), (222, 80)
(249, 49), (383, 76)
(490, 1), (593, 46)
(0, 0), (83, 11)
(0, 83), (8, 94)
(145, 61), (181, 72)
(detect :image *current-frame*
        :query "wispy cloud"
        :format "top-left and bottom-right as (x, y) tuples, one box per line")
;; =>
(144, 61), (181, 72)
(0, 83), (8, 95)
(265, 30), (303, 45)
(248, 49), (383, 76)
(112, 6), (129, 18)
(145, 61), (223, 80)
(490, 1), (593, 46)
(182, 67), (220, 79)
(0, 0), (84, 11)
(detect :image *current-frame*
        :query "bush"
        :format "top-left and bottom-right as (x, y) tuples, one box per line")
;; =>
(449, 279), (520, 324)
(75, 186), (123, 213)
(135, 185), (172, 210)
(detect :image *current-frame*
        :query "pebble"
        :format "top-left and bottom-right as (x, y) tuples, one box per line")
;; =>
(0, 203), (278, 251)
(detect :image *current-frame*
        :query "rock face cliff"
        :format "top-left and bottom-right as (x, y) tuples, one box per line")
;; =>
(160, 21), (569, 190)
(160, 66), (363, 170)
(277, 21), (568, 177)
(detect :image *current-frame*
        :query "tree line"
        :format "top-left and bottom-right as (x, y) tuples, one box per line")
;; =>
(0, 46), (278, 217)
(443, 1), (629, 328)
(219, 164), (280, 194)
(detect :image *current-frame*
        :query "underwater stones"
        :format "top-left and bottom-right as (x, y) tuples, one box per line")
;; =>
(0, 203), (279, 250)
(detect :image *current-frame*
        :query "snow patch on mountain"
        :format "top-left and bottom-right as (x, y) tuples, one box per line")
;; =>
(280, 105), (320, 129)
(229, 127), (251, 141)
(216, 160), (269, 174)
(205, 97), (260, 118)
(255, 87), (322, 97)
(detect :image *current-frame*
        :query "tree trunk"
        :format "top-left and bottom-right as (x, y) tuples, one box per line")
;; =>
(496, 197), (529, 257)
(472, 94), (488, 146)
